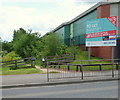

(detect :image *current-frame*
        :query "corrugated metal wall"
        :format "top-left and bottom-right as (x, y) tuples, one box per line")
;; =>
(55, 25), (70, 45)
(54, 27), (65, 44)
(64, 25), (70, 46)
(72, 10), (97, 45)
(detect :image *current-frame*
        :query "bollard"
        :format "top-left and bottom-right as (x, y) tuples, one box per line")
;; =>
(47, 67), (49, 82)
(42, 58), (46, 68)
(112, 64), (114, 78)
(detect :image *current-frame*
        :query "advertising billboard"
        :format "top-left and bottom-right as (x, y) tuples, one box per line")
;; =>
(86, 16), (117, 47)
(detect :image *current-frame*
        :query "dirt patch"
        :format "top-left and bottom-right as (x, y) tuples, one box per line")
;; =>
(35, 66), (61, 73)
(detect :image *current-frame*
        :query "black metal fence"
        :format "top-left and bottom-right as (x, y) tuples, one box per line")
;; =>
(46, 59), (120, 82)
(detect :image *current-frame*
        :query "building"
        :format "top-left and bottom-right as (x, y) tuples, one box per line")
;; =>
(51, 1), (120, 59)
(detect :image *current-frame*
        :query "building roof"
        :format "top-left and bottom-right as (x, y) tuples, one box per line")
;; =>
(51, 1), (120, 33)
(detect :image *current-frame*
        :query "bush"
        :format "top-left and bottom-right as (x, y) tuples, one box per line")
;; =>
(66, 46), (80, 54)
(2, 51), (21, 62)
(42, 33), (68, 57)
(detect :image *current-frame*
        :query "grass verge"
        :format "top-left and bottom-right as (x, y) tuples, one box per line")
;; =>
(0, 67), (44, 75)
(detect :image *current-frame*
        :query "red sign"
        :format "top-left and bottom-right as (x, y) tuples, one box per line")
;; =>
(107, 16), (117, 27)
(86, 30), (116, 39)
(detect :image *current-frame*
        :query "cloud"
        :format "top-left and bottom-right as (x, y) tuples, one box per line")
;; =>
(0, 6), (39, 41)
(0, 5), (68, 41)
(0, 0), (97, 42)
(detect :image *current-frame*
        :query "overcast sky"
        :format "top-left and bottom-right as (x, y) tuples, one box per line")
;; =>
(0, 0), (101, 42)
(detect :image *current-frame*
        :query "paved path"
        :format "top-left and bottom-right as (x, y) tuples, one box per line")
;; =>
(1, 71), (118, 87)
(1, 73), (47, 86)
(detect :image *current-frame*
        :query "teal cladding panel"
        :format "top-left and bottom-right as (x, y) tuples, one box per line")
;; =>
(72, 10), (97, 45)
(54, 27), (64, 43)
(64, 25), (70, 45)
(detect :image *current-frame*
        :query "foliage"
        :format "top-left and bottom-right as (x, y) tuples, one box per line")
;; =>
(2, 51), (21, 61)
(65, 46), (80, 54)
(2, 28), (89, 67)
(12, 28), (42, 58)
(41, 33), (68, 57)
(2, 41), (13, 53)
(2, 28), (69, 61)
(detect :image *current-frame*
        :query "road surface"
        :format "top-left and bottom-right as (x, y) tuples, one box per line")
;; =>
(2, 80), (118, 98)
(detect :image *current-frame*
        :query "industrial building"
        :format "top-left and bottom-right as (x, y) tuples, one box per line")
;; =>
(51, 1), (120, 59)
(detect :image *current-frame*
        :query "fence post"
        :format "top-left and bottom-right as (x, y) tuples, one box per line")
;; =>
(54, 66), (56, 68)
(99, 65), (102, 71)
(15, 60), (17, 69)
(67, 65), (70, 70)
(58, 66), (60, 69)
(76, 65), (78, 71)
(80, 65), (83, 80)
(31, 58), (36, 67)
(112, 64), (114, 78)
(31, 60), (32, 67)
(116, 64), (118, 70)
(80, 65), (82, 72)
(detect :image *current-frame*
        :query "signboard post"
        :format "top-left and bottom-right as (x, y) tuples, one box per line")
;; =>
(86, 16), (117, 61)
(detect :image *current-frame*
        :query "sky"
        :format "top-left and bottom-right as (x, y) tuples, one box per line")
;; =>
(0, 0), (102, 42)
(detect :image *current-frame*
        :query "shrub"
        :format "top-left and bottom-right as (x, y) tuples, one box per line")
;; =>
(2, 51), (21, 62)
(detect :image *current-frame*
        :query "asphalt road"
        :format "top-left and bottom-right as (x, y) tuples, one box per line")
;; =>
(2, 80), (118, 98)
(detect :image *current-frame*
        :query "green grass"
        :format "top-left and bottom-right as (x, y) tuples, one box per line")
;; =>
(49, 65), (117, 71)
(0, 66), (44, 75)
(47, 49), (119, 71)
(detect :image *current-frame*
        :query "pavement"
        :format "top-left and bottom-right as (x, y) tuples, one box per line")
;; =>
(1, 69), (119, 89)
(2, 80), (118, 98)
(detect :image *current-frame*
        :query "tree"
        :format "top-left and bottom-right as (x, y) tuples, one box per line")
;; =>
(2, 41), (13, 53)
(12, 28), (42, 58)
(41, 33), (67, 57)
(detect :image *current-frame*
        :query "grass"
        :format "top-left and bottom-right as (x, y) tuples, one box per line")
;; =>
(0, 66), (44, 75)
(48, 65), (117, 71)
(1, 48), (119, 75)
(47, 49), (119, 71)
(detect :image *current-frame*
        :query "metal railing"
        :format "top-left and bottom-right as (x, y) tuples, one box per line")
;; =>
(46, 59), (120, 82)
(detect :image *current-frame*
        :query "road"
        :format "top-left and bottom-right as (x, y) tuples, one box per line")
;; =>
(2, 80), (118, 98)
